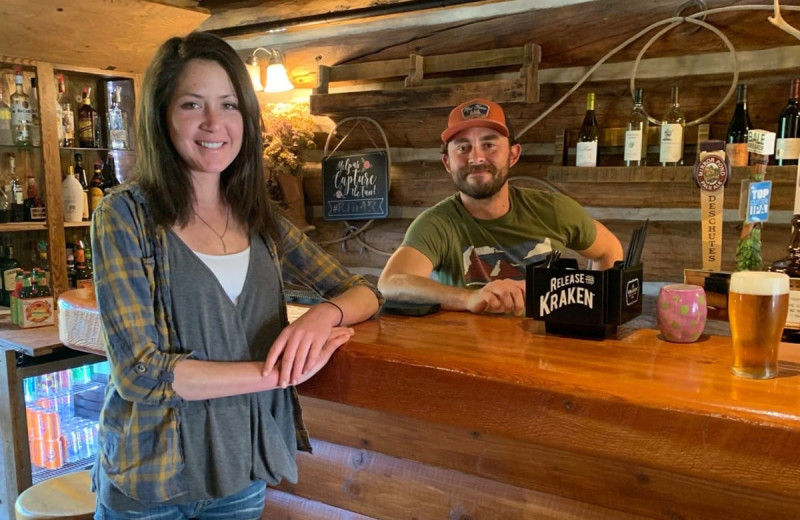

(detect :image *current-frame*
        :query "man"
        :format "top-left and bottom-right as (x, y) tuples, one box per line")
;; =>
(378, 98), (623, 316)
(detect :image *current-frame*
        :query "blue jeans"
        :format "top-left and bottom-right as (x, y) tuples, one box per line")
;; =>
(95, 481), (266, 520)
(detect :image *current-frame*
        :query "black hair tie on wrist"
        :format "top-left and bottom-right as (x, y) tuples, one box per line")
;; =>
(321, 300), (344, 326)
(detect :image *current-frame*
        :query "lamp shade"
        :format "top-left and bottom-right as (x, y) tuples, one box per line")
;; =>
(265, 62), (294, 93)
(245, 56), (264, 91)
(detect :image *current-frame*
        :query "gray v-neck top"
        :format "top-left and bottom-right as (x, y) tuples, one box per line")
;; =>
(101, 232), (298, 510)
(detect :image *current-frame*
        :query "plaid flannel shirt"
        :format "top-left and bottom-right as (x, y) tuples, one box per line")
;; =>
(90, 183), (381, 503)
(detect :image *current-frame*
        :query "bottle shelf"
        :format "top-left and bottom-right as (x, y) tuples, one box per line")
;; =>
(59, 147), (133, 153)
(0, 222), (89, 232)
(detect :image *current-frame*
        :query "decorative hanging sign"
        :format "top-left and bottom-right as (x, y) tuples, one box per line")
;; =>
(322, 151), (389, 220)
(694, 140), (730, 271)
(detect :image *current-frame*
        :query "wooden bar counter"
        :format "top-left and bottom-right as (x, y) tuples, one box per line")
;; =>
(287, 310), (800, 519)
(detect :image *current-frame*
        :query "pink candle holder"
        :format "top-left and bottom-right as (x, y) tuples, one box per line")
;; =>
(657, 284), (707, 343)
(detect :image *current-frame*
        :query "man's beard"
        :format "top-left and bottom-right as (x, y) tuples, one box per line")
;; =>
(453, 162), (509, 199)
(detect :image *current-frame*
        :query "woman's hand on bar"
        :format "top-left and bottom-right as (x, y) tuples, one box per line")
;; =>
(264, 304), (355, 386)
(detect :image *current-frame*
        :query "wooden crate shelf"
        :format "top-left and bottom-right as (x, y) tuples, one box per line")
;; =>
(310, 42), (541, 116)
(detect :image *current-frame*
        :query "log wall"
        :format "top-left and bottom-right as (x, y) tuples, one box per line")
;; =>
(296, 68), (800, 283)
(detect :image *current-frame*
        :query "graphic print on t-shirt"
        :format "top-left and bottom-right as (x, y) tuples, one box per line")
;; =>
(462, 238), (552, 287)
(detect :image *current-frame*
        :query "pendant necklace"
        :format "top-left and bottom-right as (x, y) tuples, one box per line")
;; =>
(193, 206), (230, 253)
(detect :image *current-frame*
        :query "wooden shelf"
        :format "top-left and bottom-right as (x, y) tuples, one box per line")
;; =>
(0, 222), (90, 232)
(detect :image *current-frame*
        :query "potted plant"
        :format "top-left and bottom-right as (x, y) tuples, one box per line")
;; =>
(261, 102), (316, 232)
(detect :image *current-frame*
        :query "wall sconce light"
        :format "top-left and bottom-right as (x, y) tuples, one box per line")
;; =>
(245, 47), (294, 93)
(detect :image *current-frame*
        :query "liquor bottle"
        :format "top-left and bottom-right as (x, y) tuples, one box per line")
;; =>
(725, 84), (751, 167)
(29, 78), (41, 147)
(624, 88), (648, 167)
(0, 184), (10, 223)
(102, 152), (120, 192)
(776, 79), (800, 166)
(8, 154), (24, 222)
(10, 67), (32, 147)
(34, 240), (50, 288)
(659, 85), (685, 166)
(576, 92), (599, 167)
(0, 87), (12, 146)
(62, 103), (75, 147)
(107, 85), (128, 149)
(61, 166), (84, 223)
(55, 74), (66, 147)
(74, 153), (89, 220)
(77, 87), (99, 148)
(2, 245), (20, 307)
(73, 242), (93, 290)
(24, 171), (45, 221)
(65, 248), (77, 289)
(89, 161), (104, 215)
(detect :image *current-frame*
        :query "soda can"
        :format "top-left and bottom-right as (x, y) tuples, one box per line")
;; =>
(39, 410), (60, 440)
(42, 438), (64, 469)
(57, 370), (73, 392)
(55, 392), (74, 419)
(29, 438), (45, 468)
(38, 373), (59, 396)
(83, 421), (97, 458)
(25, 406), (38, 439)
(23, 377), (36, 404)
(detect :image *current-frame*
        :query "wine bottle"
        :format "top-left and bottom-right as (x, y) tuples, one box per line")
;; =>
(624, 88), (648, 166)
(576, 92), (599, 167)
(725, 84), (751, 167)
(776, 79), (800, 166)
(659, 85), (685, 166)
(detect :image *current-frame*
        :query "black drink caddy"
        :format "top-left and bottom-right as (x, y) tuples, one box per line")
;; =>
(526, 223), (647, 338)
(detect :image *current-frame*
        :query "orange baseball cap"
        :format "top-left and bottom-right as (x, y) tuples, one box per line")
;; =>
(441, 99), (512, 144)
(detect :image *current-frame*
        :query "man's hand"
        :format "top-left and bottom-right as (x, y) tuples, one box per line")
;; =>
(464, 279), (526, 315)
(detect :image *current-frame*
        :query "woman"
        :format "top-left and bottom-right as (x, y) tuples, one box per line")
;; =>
(90, 32), (381, 518)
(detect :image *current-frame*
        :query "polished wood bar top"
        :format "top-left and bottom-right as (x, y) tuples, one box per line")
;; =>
(300, 310), (800, 502)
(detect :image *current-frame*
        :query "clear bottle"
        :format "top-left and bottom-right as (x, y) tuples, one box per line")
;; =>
(62, 103), (75, 147)
(55, 74), (66, 147)
(624, 88), (648, 167)
(107, 85), (128, 149)
(77, 86), (99, 148)
(0, 88), (13, 146)
(776, 79), (800, 166)
(8, 154), (24, 222)
(29, 77), (41, 147)
(576, 92), (599, 167)
(10, 67), (32, 147)
(0, 184), (10, 223)
(725, 84), (751, 167)
(659, 85), (685, 166)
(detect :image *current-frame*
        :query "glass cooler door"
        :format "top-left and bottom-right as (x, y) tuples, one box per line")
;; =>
(23, 360), (108, 483)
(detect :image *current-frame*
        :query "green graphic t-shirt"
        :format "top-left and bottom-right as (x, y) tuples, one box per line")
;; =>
(402, 186), (596, 288)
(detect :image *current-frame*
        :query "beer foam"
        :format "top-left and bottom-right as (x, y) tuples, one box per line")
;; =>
(729, 271), (790, 296)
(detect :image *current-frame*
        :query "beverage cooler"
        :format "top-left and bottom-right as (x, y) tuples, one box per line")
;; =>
(22, 359), (108, 484)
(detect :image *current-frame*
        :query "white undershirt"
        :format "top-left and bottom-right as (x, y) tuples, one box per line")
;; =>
(193, 247), (250, 303)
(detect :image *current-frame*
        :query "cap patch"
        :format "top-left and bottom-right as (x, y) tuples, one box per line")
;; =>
(461, 102), (490, 120)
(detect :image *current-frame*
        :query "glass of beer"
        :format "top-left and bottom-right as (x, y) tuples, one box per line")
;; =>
(728, 271), (790, 379)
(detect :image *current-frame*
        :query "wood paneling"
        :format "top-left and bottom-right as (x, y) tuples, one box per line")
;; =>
(278, 438), (647, 520)
(263, 488), (377, 520)
(297, 396), (800, 520)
